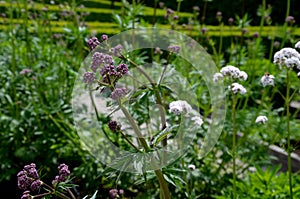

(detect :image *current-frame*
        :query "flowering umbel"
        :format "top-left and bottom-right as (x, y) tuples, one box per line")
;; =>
(273, 47), (300, 70)
(261, 73), (275, 87)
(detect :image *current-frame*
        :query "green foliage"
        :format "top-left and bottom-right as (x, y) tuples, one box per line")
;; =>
(215, 166), (300, 199)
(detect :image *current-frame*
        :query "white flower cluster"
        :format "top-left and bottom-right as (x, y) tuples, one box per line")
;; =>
(169, 100), (203, 127)
(260, 73), (275, 87)
(217, 65), (248, 81)
(169, 100), (192, 115)
(191, 116), (203, 126)
(255, 115), (268, 124)
(273, 47), (300, 70)
(230, 83), (247, 95)
(213, 72), (224, 82)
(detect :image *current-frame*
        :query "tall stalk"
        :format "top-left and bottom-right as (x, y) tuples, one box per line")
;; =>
(280, 0), (291, 48)
(285, 70), (293, 199)
(231, 94), (237, 199)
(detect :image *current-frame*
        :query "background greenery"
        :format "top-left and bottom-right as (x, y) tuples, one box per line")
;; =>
(1, 0), (300, 198)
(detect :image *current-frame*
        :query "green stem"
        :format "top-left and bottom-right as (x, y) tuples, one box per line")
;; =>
(119, 104), (149, 151)
(154, 169), (171, 199)
(120, 57), (170, 198)
(286, 70), (293, 199)
(42, 182), (71, 199)
(118, 129), (142, 152)
(232, 94), (237, 199)
(280, 0), (291, 48)
(258, 0), (266, 37)
(218, 22), (224, 66)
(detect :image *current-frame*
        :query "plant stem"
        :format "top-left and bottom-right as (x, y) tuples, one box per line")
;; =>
(119, 104), (149, 151)
(280, 0), (291, 48)
(258, 0), (266, 37)
(42, 183), (71, 199)
(286, 70), (293, 199)
(154, 169), (171, 199)
(119, 104), (170, 199)
(232, 94), (237, 199)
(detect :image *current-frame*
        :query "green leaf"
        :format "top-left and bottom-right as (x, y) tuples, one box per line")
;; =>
(150, 124), (179, 147)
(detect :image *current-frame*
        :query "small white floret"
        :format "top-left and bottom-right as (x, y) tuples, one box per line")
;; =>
(213, 72), (224, 82)
(295, 41), (300, 49)
(230, 83), (246, 95)
(188, 164), (196, 171)
(260, 73), (275, 87)
(255, 115), (268, 124)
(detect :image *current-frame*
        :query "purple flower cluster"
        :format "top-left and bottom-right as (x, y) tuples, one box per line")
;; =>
(101, 34), (108, 41)
(83, 72), (95, 84)
(108, 120), (121, 132)
(17, 163), (42, 191)
(110, 44), (123, 57)
(109, 188), (124, 199)
(87, 36), (100, 51)
(110, 87), (127, 100)
(83, 37), (128, 85)
(168, 45), (180, 54)
(52, 163), (70, 185)
(21, 191), (31, 199)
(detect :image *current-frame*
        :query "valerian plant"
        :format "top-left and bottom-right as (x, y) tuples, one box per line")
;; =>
(80, 34), (205, 199)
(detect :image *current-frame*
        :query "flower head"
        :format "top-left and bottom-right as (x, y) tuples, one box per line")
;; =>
(191, 116), (203, 126)
(21, 191), (32, 199)
(110, 44), (123, 57)
(188, 164), (196, 171)
(230, 83), (246, 95)
(87, 36), (100, 51)
(169, 100), (192, 115)
(110, 87), (127, 100)
(108, 120), (121, 132)
(83, 72), (95, 84)
(273, 47), (300, 70)
(220, 65), (247, 81)
(17, 163), (40, 191)
(213, 72), (223, 82)
(295, 41), (300, 49)
(109, 189), (119, 199)
(168, 45), (180, 54)
(91, 52), (105, 72)
(101, 34), (108, 41)
(261, 73), (275, 87)
(255, 115), (268, 124)
(52, 163), (70, 185)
